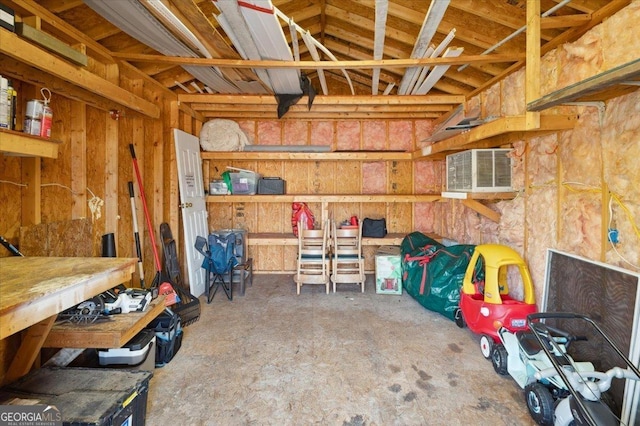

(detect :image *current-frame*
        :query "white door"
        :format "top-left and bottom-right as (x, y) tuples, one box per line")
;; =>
(174, 129), (208, 297)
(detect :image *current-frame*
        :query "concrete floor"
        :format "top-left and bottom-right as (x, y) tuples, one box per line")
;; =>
(147, 275), (537, 426)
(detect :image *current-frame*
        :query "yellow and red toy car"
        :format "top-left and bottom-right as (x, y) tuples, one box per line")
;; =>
(455, 244), (537, 358)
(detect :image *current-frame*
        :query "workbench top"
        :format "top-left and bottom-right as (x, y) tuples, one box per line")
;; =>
(0, 256), (137, 340)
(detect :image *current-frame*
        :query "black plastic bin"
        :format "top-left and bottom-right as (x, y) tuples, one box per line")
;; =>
(0, 367), (152, 426)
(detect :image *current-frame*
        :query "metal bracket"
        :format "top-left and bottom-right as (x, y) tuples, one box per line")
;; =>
(563, 101), (605, 126)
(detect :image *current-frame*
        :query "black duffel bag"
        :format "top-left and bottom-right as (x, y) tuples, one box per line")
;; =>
(362, 218), (387, 237)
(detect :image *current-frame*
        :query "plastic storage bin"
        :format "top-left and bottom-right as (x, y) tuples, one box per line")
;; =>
(228, 168), (260, 195)
(0, 367), (152, 426)
(98, 329), (156, 371)
(209, 179), (229, 195)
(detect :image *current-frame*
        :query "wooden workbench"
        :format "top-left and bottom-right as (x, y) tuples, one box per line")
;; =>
(44, 295), (166, 348)
(0, 257), (138, 339)
(0, 256), (139, 384)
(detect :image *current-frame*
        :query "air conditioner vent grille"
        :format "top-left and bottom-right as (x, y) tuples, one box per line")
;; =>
(446, 149), (513, 192)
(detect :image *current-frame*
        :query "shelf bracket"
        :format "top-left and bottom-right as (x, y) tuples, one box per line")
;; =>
(563, 101), (606, 126)
(461, 199), (501, 223)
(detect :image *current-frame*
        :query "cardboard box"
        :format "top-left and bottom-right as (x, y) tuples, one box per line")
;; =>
(375, 246), (402, 295)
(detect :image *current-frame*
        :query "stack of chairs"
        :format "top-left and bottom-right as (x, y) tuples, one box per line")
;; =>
(293, 220), (330, 295)
(330, 221), (365, 293)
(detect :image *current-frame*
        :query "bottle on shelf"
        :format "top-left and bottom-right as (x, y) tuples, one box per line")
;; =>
(0, 76), (8, 129)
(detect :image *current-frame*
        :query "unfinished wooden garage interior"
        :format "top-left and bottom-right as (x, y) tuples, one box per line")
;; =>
(1, 1), (639, 424)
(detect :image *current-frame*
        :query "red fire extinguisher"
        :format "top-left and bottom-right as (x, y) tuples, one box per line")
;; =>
(39, 88), (53, 139)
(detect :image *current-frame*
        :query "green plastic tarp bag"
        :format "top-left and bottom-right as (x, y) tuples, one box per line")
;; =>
(400, 232), (475, 321)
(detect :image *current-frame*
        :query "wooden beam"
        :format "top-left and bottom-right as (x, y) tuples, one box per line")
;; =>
(466, 1), (631, 100)
(21, 157), (41, 226)
(0, 57), (153, 116)
(15, 22), (88, 66)
(201, 152), (413, 161)
(200, 110), (443, 120)
(110, 52), (524, 69)
(7, 0), (115, 63)
(3, 316), (56, 385)
(70, 102), (86, 219)
(540, 14), (592, 29)
(178, 94), (465, 105)
(193, 103), (451, 113)
(461, 199), (501, 223)
(104, 112), (118, 236)
(0, 28), (160, 118)
(525, 0), (541, 129)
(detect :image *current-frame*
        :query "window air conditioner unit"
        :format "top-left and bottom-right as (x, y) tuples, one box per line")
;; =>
(446, 149), (513, 192)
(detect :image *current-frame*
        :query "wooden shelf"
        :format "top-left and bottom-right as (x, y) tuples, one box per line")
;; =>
(201, 151), (412, 161)
(207, 194), (441, 203)
(441, 191), (518, 200)
(44, 295), (166, 349)
(527, 58), (640, 111)
(246, 232), (441, 246)
(0, 128), (61, 158)
(413, 114), (577, 159)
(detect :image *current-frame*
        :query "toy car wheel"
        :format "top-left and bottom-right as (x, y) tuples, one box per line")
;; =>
(491, 344), (508, 375)
(480, 334), (493, 358)
(454, 309), (465, 328)
(525, 383), (554, 426)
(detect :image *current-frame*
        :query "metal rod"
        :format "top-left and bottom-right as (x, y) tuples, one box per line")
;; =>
(458, 0), (573, 71)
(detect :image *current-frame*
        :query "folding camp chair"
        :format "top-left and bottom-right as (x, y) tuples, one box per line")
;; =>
(195, 234), (237, 303)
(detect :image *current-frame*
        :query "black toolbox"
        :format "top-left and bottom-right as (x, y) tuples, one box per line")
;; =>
(0, 367), (152, 426)
(257, 177), (285, 194)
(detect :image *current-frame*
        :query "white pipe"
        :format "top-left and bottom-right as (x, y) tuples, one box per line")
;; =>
(302, 30), (328, 95)
(289, 18), (300, 61)
(458, 0), (573, 71)
(411, 28), (456, 95)
(398, 0), (450, 95)
(174, 80), (192, 93)
(274, 7), (355, 95)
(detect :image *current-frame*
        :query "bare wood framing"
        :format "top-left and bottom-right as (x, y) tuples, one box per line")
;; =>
(0, 29), (159, 118)
(21, 157), (41, 226)
(70, 102), (87, 219)
(111, 52), (523, 69)
(525, 0), (541, 129)
(104, 113), (118, 236)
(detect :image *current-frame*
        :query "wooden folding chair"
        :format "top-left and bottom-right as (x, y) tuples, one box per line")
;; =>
(330, 221), (365, 293)
(293, 220), (330, 295)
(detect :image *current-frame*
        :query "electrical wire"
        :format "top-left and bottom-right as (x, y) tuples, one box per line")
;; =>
(1, 180), (104, 222)
(0, 180), (27, 187)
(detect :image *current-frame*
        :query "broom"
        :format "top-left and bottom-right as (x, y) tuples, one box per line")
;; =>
(128, 181), (145, 289)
